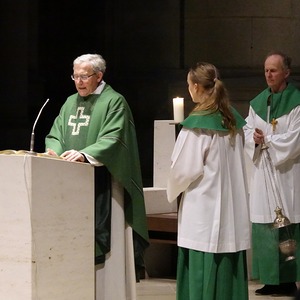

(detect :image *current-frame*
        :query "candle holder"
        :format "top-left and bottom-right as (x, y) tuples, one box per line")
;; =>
(169, 122), (182, 139)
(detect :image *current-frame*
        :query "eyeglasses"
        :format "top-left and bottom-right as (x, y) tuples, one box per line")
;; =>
(71, 73), (96, 81)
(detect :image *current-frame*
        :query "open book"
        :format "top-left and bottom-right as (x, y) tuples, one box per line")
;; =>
(0, 149), (62, 159)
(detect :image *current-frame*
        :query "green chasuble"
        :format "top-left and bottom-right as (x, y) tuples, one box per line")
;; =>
(250, 82), (300, 122)
(181, 106), (246, 130)
(45, 84), (149, 271)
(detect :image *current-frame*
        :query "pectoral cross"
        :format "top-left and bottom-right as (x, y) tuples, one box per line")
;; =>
(271, 118), (278, 132)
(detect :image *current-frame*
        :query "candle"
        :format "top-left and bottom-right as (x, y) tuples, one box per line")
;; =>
(172, 97), (184, 123)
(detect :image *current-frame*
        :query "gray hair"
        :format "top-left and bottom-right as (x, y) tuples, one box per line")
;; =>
(73, 54), (106, 73)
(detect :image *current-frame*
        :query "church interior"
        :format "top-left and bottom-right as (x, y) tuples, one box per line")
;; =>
(1, 1), (300, 299)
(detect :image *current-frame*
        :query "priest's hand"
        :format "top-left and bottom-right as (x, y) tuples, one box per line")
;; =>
(254, 128), (265, 144)
(46, 148), (58, 156)
(61, 149), (85, 162)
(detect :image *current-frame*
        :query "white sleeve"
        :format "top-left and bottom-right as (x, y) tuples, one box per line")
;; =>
(81, 152), (104, 166)
(243, 106), (262, 162)
(166, 127), (211, 203)
(264, 106), (300, 166)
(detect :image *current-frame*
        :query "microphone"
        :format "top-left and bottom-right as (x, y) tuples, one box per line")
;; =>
(29, 98), (50, 155)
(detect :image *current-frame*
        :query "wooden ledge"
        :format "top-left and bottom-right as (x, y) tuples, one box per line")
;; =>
(147, 212), (178, 244)
(147, 213), (178, 233)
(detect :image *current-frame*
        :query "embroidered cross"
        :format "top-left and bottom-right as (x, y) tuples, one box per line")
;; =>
(271, 118), (278, 133)
(68, 107), (90, 135)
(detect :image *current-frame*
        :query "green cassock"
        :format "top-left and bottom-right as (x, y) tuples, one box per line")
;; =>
(45, 83), (149, 275)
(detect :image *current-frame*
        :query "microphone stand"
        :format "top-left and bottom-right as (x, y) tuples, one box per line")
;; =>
(28, 98), (50, 155)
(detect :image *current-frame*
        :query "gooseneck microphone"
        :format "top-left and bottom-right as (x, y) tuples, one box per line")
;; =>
(29, 98), (50, 155)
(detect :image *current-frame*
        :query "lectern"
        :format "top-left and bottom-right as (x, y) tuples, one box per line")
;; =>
(0, 154), (94, 300)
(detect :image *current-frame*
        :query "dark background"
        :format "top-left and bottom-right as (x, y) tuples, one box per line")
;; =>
(1, 0), (300, 186)
(0, 0), (188, 186)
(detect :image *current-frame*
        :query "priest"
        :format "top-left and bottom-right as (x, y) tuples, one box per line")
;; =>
(45, 53), (149, 300)
(244, 50), (300, 296)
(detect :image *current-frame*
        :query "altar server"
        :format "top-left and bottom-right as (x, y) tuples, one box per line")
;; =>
(167, 62), (250, 300)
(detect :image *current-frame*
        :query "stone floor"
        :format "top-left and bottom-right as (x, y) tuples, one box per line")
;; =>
(136, 278), (296, 300)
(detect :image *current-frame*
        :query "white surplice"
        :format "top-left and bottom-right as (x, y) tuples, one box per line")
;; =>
(167, 127), (250, 253)
(244, 105), (300, 224)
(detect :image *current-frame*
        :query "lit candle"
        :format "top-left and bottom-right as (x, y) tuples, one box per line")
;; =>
(172, 97), (184, 123)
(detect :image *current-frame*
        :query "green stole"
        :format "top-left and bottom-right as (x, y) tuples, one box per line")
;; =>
(181, 107), (246, 130)
(250, 82), (300, 123)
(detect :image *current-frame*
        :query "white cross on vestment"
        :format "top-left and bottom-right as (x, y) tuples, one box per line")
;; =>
(68, 107), (90, 135)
